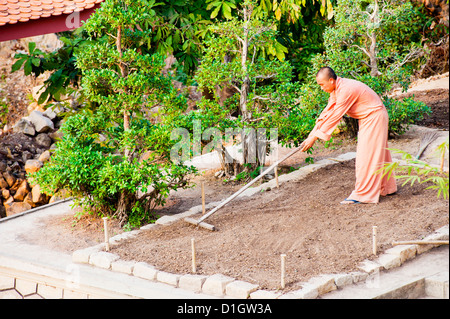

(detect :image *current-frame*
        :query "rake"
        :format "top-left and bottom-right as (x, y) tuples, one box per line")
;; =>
(184, 145), (304, 231)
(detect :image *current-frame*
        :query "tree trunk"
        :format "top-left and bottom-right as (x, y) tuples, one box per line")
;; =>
(218, 144), (236, 177)
(116, 25), (130, 158)
(240, 7), (250, 121)
(115, 24), (131, 219)
(369, 32), (379, 77)
(239, 7), (256, 175)
(369, 0), (380, 77)
(343, 116), (359, 138)
(115, 192), (130, 226)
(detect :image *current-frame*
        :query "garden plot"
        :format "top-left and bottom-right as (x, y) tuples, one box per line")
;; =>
(110, 159), (448, 291)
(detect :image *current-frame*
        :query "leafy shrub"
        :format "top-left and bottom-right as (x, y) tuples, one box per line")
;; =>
(32, 110), (196, 229)
(302, 0), (432, 138)
(12, 35), (85, 104)
(384, 97), (431, 136)
(31, 0), (197, 229)
(378, 139), (449, 199)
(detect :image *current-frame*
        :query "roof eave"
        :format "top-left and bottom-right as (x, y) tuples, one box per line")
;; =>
(0, 4), (100, 43)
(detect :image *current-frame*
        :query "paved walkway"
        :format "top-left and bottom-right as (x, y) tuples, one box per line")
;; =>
(321, 245), (448, 299)
(0, 200), (216, 299)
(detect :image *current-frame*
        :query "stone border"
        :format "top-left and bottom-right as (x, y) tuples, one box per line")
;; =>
(0, 197), (73, 224)
(71, 152), (449, 299)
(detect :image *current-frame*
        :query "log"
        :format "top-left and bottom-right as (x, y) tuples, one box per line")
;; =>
(275, 166), (279, 188)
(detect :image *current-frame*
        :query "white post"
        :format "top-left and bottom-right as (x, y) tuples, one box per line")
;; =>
(275, 166), (279, 188)
(372, 226), (378, 256)
(281, 254), (286, 289)
(201, 182), (206, 215)
(191, 238), (196, 273)
(103, 217), (110, 252)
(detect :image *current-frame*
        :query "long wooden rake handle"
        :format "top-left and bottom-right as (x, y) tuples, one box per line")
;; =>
(189, 145), (303, 226)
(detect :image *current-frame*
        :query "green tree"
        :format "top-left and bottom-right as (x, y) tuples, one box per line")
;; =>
(11, 34), (86, 104)
(32, 0), (195, 228)
(205, 0), (335, 80)
(192, 0), (308, 178)
(12, 0), (335, 95)
(305, 0), (431, 137)
(323, 0), (427, 78)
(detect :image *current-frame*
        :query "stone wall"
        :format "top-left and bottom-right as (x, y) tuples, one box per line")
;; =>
(0, 103), (67, 219)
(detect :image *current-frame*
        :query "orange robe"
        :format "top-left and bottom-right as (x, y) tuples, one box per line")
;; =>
(309, 77), (397, 203)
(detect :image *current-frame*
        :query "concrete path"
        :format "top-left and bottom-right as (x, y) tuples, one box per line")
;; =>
(321, 245), (448, 299)
(0, 200), (216, 299)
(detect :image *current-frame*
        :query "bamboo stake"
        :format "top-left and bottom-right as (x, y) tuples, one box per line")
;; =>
(201, 181), (206, 215)
(103, 217), (110, 252)
(280, 254), (286, 289)
(392, 240), (449, 246)
(274, 166), (279, 188)
(372, 226), (378, 256)
(191, 238), (197, 273)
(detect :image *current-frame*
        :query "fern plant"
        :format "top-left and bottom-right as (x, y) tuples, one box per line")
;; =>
(377, 138), (449, 199)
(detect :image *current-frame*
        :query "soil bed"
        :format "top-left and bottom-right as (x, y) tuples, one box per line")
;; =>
(398, 88), (449, 130)
(111, 159), (449, 291)
(10, 79), (449, 293)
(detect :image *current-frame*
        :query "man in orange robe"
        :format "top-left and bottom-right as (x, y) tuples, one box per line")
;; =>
(300, 67), (397, 204)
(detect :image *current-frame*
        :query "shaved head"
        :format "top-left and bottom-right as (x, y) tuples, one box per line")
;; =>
(316, 67), (337, 93)
(316, 67), (337, 81)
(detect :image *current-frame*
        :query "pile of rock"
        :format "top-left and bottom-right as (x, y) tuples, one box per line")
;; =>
(0, 104), (66, 219)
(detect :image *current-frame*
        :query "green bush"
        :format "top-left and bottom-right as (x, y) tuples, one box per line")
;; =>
(377, 139), (449, 199)
(301, 0), (432, 138)
(384, 96), (431, 136)
(32, 111), (196, 229)
(30, 0), (198, 229)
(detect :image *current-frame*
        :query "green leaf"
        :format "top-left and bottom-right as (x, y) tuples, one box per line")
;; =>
(24, 59), (32, 75)
(206, 0), (221, 11)
(59, 37), (72, 46)
(222, 2), (232, 20)
(210, 4), (221, 19)
(32, 57), (41, 67)
(37, 90), (49, 105)
(11, 58), (26, 73)
(28, 42), (36, 54)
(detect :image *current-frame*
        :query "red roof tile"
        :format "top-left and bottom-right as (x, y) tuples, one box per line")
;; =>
(0, 0), (103, 26)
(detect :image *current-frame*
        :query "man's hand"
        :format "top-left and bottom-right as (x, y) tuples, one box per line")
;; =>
(300, 135), (318, 152)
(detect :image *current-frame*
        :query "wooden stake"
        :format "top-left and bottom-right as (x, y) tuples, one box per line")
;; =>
(191, 238), (196, 273)
(274, 166), (279, 188)
(392, 240), (449, 246)
(280, 254), (286, 289)
(103, 217), (110, 252)
(372, 226), (378, 256)
(201, 181), (206, 215)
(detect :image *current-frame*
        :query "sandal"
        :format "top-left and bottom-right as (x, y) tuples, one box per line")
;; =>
(340, 198), (361, 204)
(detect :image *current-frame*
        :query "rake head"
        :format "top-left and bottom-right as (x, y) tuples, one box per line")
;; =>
(184, 217), (216, 231)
